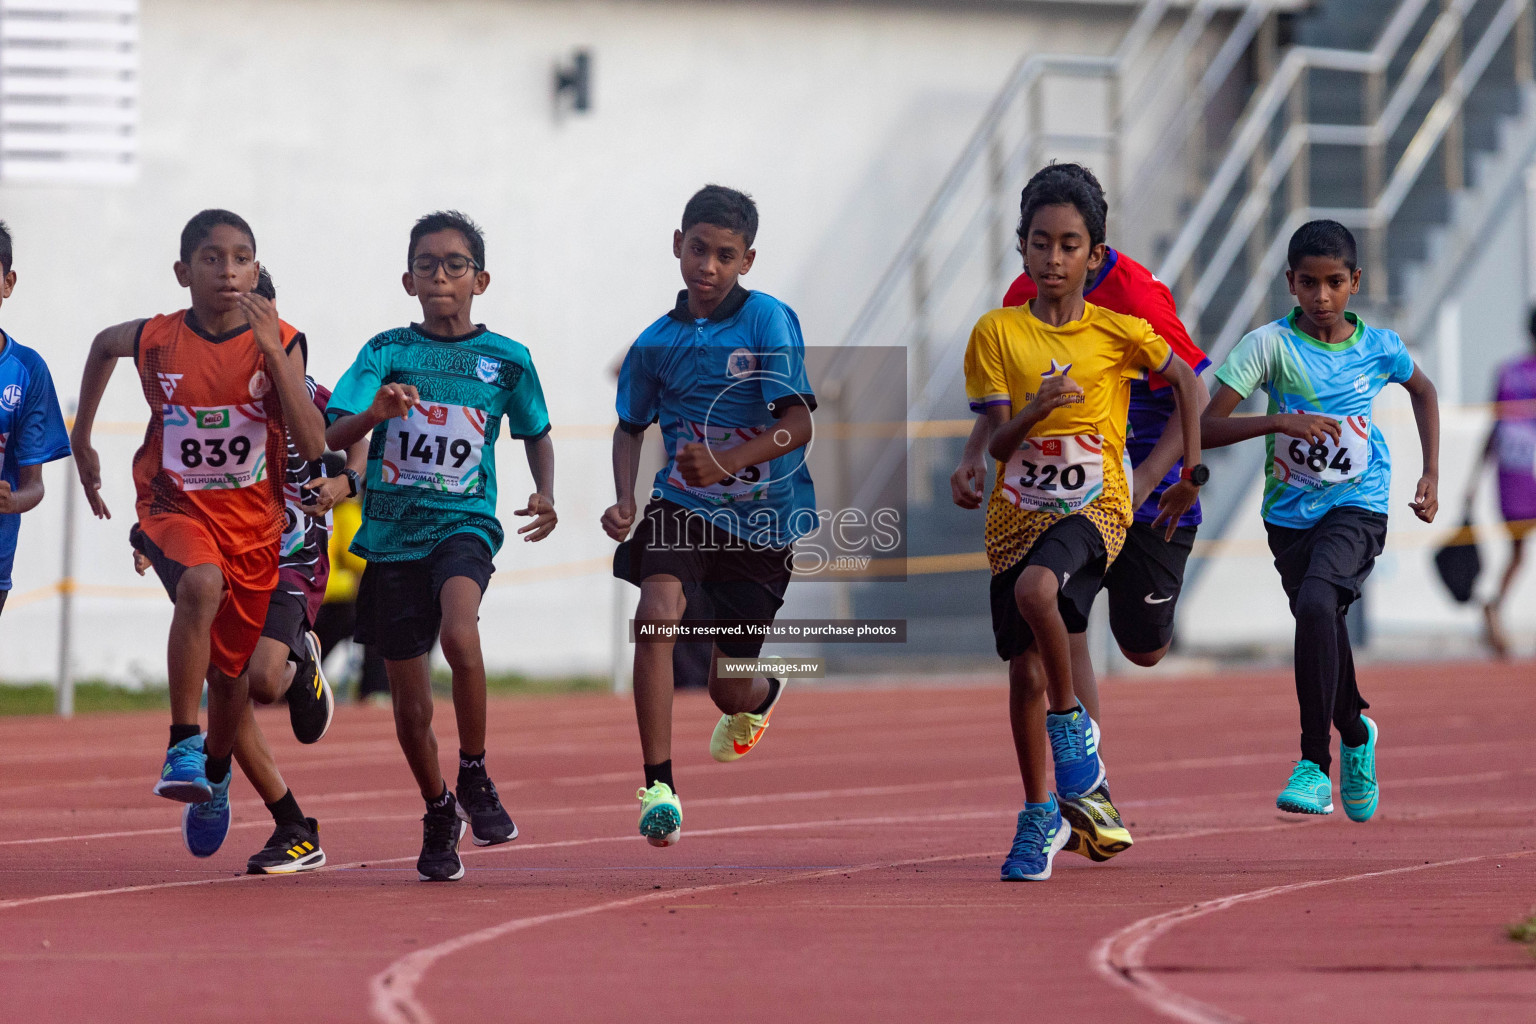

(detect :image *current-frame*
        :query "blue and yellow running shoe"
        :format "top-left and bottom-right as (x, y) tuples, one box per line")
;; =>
(1046, 706), (1104, 800)
(1061, 783), (1133, 861)
(637, 781), (682, 847)
(1276, 759), (1333, 815)
(154, 733), (211, 803)
(182, 772), (231, 857)
(1000, 798), (1070, 881)
(1339, 716), (1379, 822)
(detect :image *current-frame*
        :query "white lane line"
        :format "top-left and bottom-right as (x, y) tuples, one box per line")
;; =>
(367, 848), (998, 1024)
(1089, 847), (1536, 1024)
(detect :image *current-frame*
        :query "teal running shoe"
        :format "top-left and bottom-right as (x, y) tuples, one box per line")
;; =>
(154, 733), (211, 804)
(1276, 759), (1333, 815)
(1339, 716), (1379, 822)
(182, 772), (231, 857)
(1046, 706), (1105, 800)
(1000, 798), (1070, 881)
(637, 782), (682, 847)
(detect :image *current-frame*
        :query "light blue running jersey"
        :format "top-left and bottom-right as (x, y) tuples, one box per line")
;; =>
(1215, 309), (1415, 529)
(617, 286), (817, 548)
(0, 333), (71, 590)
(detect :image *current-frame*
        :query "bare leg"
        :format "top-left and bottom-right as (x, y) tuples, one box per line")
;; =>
(387, 653), (442, 800)
(1008, 652), (1051, 804)
(1484, 536), (1524, 658)
(245, 636), (296, 706)
(168, 563), (224, 727)
(232, 702), (288, 804)
(1015, 566), (1076, 714)
(438, 577), (488, 758)
(705, 651), (770, 715)
(1069, 632), (1099, 722)
(204, 664), (249, 763)
(632, 577), (685, 766)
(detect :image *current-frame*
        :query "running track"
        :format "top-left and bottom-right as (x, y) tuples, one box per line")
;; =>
(1, 661), (1533, 1023)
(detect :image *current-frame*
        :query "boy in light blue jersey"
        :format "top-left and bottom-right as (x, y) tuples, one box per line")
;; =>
(0, 221), (70, 618)
(327, 211), (557, 881)
(1202, 220), (1440, 822)
(603, 185), (816, 847)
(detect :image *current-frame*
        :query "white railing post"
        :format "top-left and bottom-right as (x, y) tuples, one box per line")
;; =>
(55, 455), (77, 718)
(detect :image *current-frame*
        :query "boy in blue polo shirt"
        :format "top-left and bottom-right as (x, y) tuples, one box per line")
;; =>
(0, 221), (71, 617)
(1202, 220), (1439, 822)
(603, 185), (816, 847)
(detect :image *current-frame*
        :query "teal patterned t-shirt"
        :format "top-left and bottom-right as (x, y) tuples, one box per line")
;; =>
(326, 324), (550, 562)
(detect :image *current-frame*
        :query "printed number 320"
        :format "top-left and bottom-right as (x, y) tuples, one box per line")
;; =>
(1015, 460), (1088, 491)
(396, 430), (472, 468)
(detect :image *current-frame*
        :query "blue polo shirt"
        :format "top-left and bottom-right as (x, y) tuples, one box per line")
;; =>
(617, 286), (817, 548)
(0, 332), (71, 590)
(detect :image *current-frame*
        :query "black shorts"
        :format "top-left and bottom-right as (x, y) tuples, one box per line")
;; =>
(261, 588), (312, 662)
(1103, 522), (1198, 655)
(0, 589), (7, 617)
(614, 499), (793, 659)
(1265, 505), (1388, 608)
(989, 515), (1108, 661)
(355, 532), (495, 661)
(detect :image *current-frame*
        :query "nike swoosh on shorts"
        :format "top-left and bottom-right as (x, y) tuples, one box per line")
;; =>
(1143, 593), (1173, 604)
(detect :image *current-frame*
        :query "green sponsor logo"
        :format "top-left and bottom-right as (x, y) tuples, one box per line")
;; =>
(200, 409), (230, 429)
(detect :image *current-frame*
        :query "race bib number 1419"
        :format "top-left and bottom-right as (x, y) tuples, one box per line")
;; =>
(382, 403), (487, 493)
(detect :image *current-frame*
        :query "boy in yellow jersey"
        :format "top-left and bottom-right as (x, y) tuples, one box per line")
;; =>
(964, 166), (1205, 881)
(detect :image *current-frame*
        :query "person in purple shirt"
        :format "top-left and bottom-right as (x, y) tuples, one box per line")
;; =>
(1465, 309), (1536, 657)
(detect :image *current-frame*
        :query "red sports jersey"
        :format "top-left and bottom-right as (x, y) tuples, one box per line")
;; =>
(1003, 249), (1208, 387)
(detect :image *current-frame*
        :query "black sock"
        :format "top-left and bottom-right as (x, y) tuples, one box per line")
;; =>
(644, 760), (674, 793)
(266, 789), (305, 827)
(750, 677), (781, 716)
(458, 750), (487, 778)
(169, 724), (200, 749)
(206, 754), (231, 785)
(426, 783), (455, 814)
(1046, 703), (1084, 718)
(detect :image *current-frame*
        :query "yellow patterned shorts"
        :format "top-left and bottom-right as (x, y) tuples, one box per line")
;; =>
(984, 494), (1130, 577)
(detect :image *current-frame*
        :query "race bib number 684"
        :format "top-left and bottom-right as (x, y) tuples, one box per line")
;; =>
(1273, 414), (1370, 490)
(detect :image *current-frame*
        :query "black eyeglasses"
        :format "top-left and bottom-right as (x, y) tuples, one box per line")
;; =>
(410, 254), (479, 278)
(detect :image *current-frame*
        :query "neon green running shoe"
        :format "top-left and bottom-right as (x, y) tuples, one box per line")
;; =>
(710, 679), (787, 763)
(1060, 783), (1133, 861)
(636, 781), (682, 847)
(1339, 716), (1379, 822)
(1276, 759), (1333, 815)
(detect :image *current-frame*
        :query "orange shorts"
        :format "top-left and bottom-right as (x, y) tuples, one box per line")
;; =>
(135, 515), (277, 678)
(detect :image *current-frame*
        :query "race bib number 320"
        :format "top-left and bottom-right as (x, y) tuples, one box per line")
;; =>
(1273, 414), (1370, 490)
(1000, 434), (1105, 513)
(382, 403), (487, 493)
(162, 404), (269, 490)
(666, 421), (772, 504)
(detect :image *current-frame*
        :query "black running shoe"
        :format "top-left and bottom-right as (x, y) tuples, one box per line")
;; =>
(246, 817), (326, 874)
(417, 809), (467, 881)
(455, 774), (519, 846)
(286, 631), (334, 745)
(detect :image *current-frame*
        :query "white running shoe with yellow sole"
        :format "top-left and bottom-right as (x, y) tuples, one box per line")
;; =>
(637, 781), (682, 847)
(709, 679), (787, 763)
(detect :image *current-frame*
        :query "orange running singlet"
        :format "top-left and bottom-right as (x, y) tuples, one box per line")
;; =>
(132, 310), (300, 555)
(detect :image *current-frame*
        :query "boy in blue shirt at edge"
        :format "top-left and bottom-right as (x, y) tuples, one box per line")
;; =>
(603, 185), (816, 848)
(326, 211), (557, 882)
(1201, 220), (1440, 822)
(0, 221), (71, 617)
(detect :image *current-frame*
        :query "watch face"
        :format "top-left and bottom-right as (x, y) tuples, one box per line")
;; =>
(1190, 464), (1210, 486)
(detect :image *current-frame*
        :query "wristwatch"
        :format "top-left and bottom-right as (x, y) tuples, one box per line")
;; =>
(1180, 464), (1210, 487)
(343, 468), (361, 498)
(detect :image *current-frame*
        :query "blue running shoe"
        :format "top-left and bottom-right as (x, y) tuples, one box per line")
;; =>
(1046, 706), (1105, 800)
(154, 734), (211, 804)
(1276, 759), (1333, 815)
(182, 773), (231, 857)
(1000, 798), (1071, 881)
(1340, 716), (1379, 822)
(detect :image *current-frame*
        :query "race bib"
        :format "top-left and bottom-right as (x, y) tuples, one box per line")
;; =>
(999, 434), (1105, 513)
(1272, 414), (1370, 490)
(381, 402), (487, 493)
(162, 404), (268, 490)
(279, 502), (306, 557)
(1497, 421), (1536, 476)
(666, 421), (772, 504)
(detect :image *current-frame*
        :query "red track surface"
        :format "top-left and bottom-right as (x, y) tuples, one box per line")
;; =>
(2, 662), (1534, 1023)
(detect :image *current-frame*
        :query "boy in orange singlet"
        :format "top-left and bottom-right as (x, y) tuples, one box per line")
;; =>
(72, 210), (325, 857)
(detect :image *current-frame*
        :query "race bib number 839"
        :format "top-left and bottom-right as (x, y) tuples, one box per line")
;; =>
(161, 404), (268, 490)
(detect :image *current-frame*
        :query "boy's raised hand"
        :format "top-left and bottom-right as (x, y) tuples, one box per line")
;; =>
(515, 492), (557, 541)
(132, 548), (151, 576)
(1150, 479), (1198, 541)
(601, 498), (636, 542)
(0, 481), (13, 515)
(950, 455), (986, 509)
(1026, 373), (1084, 418)
(674, 441), (728, 488)
(236, 293), (283, 356)
(367, 383), (419, 423)
(74, 444), (110, 519)
(1410, 474), (1439, 523)
(1276, 412), (1341, 446)
(300, 476), (351, 517)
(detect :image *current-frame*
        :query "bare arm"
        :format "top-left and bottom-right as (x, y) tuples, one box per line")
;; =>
(0, 463), (44, 515)
(1146, 355), (1205, 539)
(324, 384), (418, 451)
(601, 424), (645, 541)
(1402, 364), (1440, 523)
(1199, 384), (1344, 450)
(950, 414), (989, 509)
(71, 319), (144, 520)
(514, 432), (557, 542)
(1133, 374), (1209, 509)
(986, 376), (1083, 462)
(238, 295), (323, 460)
(674, 404), (814, 488)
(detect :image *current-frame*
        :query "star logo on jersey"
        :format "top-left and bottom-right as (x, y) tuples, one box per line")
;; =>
(477, 356), (501, 384)
(1041, 360), (1073, 378)
(156, 372), (183, 400)
(0, 384), (21, 411)
(727, 348), (757, 380)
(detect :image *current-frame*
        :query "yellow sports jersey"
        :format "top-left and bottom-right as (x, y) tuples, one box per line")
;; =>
(962, 301), (1173, 574)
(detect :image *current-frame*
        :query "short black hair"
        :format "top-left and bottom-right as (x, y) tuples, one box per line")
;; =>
(681, 185), (758, 248)
(1016, 163), (1108, 249)
(180, 209), (255, 264)
(255, 266), (276, 300)
(1287, 219), (1357, 272)
(0, 220), (12, 275)
(409, 210), (485, 269)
